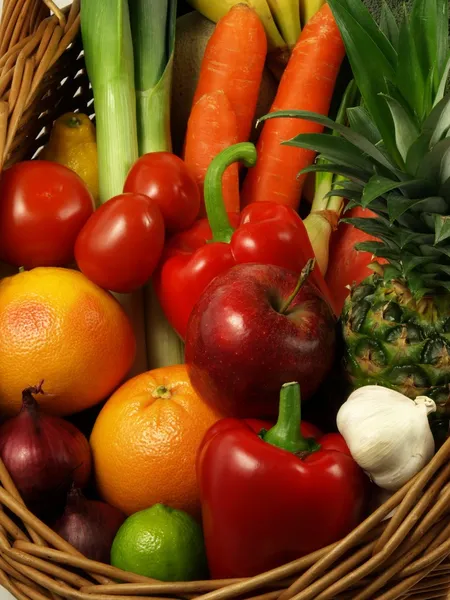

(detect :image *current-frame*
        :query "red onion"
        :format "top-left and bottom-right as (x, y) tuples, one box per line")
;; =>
(53, 486), (125, 563)
(0, 383), (92, 519)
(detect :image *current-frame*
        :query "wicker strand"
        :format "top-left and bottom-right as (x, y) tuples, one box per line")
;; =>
(47, 15), (81, 71)
(3, 548), (94, 589)
(4, 56), (34, 159)
(351, 520), (450, 600)
(0, 509), (30, 543)
(0, 18), (48, 73)
(398, 528), (450, 579)
(0, 567), (33, 600)
(0, 0), (26, 55)
(0, 100), (8, 169)
(413, 576), (450, 593)
(0, 554), (42, 589)
(16, 581), (62, 600)
(66, 0), (80, 31)
(12, 543), (173, 587)
(374, 441), (450, 554)
(8, 0), (36, 51)
(0, 41), (27, 72)
(376, 560), (447, 600)
(1, 558), (181, 600)
(290, 464), (450, 600)
(41, 0), (67, 28)
(8, 49), (28, 112)
(1, 554), (61, 600)
(246, 592), (282, 600)
(29, 25), (63, 100)
(279, 438), (450, 600)
(0, 458), (46, 545)
(372, 462), (450, 561)
(277, 473), (418, 600)
(408, 482), (450, 544)
(34, 18), (59, 65)
(0, 488), (111, 585)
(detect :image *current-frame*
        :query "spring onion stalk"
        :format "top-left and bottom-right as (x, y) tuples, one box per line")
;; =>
(304, 80), (358, 275)
(81, 0), (147, 376)
(130, 0), (185, 368)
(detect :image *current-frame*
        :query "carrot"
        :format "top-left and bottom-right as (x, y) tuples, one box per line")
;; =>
(184, 90), (240, 215)
(241, 3), (345, 211)
(326, 207), (387, 315)
(192, 4), (267, 145)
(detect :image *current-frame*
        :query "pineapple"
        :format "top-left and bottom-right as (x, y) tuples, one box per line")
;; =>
(260, 0), (450, 420)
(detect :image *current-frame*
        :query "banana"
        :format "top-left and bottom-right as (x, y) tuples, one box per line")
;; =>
(299, 0), (326, 26)
(266, 0), (301, 48)
(187, 0), (286, 51)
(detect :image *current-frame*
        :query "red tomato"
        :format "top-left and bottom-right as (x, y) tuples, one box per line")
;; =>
(124, 152), (200, 233)
(0, 161), (94, 269)
(75, 193), (165, 293)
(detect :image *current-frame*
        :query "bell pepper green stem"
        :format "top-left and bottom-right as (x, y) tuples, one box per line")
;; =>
(204, 142), (258, 244)
(263, 382), (314, 453)
(279, 259), (315, 315)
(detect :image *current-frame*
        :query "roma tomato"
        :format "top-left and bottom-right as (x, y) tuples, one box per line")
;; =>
(0, 161), (94, 269)
(124, 152), (200, 233)
(75, 193), (165, 293)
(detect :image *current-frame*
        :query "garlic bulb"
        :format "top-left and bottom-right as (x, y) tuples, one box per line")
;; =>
(337, 385), (436, 491)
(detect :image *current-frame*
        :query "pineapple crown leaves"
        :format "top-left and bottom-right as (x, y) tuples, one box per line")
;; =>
(259, 0), (450, 299)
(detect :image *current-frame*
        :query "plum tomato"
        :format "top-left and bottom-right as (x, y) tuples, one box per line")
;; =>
(74, 193), (165, 293)
(124, 152), (200, 233)
(0, 161), (94, 269)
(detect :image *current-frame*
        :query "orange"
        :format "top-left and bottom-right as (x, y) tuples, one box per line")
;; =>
(90, 365), (223, 518)
(0, 267), (136, 416)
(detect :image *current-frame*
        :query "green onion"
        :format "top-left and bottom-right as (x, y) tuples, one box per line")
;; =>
(130, 0), (177, 154)
(80, 0), (139, 203)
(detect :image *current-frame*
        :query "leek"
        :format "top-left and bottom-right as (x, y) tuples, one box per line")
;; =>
(304, 80), (358, 275)
(81, 0), (147, 376)
(130, 0), (185, 368)
(80, 0), (139, 202)
(130, 0), (177, 154)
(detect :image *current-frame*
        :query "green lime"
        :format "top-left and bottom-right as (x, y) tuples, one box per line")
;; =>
(110, 504), (208, 581)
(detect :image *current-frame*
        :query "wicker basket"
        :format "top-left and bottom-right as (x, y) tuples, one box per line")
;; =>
(1, 2), (450, 599)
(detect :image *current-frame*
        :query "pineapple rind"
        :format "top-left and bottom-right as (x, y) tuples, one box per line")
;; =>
(342, 274), (450, 412)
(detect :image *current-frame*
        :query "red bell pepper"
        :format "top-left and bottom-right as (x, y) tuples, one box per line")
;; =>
(154, 143), (338, 340)
(197, 382), (368, 579)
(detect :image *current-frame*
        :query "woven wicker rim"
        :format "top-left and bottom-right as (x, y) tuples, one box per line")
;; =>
(1, 1), (450, 599)
(0, 0), (80, 170)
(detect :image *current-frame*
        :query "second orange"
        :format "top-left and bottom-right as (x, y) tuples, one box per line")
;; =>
(90, 364), (223, 518)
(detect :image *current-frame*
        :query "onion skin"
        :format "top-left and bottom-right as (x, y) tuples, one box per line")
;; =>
(0, 384), (92, 519)
(53, 487), (126, 563)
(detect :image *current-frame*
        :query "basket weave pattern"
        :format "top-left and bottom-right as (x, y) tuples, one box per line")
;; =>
(1, 2), (450, 599)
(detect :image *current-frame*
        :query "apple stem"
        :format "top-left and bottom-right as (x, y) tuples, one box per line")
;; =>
(279, 259), (316, 315)
(263, 382), (318, 454)
(204, 143), (257, 244)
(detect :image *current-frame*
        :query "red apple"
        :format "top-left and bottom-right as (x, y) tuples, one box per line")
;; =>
(185, 262), (336, 418)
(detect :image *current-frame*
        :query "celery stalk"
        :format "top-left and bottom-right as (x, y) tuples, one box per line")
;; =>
(80, 0), (139, 202)
(81, 0), (147, 376)
(130, 0), (185, 368)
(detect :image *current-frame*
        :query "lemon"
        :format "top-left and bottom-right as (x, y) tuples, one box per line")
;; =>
(41, 112), (99, 206)
(110, 504), (208, 581)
